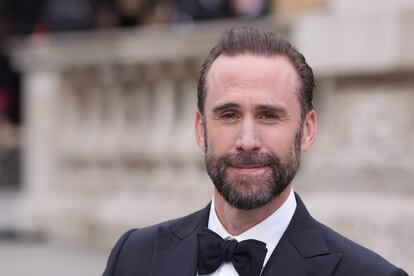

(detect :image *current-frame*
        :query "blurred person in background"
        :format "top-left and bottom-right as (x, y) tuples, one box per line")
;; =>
(115, 0), (148, 26)
(0, 2), (21, 136)
(102, 27), (408, 276)
(94, 0), (120, 29)
(42, 0), (95, 31)
(0, 0), (270, 33)
(229, 0), (268, 18)
(174, 0), (231, 22)
(140, 0), (177, 26)
(0, 0), (46, 34)
(0, 2), (21, 189)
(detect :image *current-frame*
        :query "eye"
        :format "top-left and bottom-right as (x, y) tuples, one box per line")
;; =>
(258, 113), (279, 121)
(220, 112), (239, 120)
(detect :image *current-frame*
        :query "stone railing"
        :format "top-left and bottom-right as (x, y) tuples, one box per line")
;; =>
(10, 11), (414, 273)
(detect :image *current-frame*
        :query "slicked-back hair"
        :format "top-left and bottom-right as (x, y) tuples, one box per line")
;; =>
(197, 26), (315, 121)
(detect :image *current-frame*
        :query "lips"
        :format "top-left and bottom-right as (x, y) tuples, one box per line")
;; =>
(231, 164), (267, 169)
(227, 164), (269, 176)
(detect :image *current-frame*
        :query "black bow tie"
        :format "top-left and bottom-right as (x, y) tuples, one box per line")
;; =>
(197, 228), (267, 276)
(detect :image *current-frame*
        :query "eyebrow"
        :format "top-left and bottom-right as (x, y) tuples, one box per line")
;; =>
(212, 103), (241, 115)
(255, 104), (289, 118)
(212, 103), (289, 118)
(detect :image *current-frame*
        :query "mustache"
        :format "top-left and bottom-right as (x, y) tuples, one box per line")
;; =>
(219, 152), (280, 167)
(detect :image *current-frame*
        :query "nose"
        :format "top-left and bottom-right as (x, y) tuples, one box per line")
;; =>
(235, 117), (261, 152)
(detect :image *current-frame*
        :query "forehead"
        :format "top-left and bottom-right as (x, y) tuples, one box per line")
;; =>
(205, 54), (300, 108)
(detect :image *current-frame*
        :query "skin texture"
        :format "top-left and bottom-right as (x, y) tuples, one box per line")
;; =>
(195, 54), (317, 235)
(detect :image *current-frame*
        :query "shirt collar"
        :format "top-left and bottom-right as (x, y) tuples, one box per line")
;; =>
(208, 188), (297, 263)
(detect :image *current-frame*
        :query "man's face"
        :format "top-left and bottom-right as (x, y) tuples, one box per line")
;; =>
(195, 54), (316, 210)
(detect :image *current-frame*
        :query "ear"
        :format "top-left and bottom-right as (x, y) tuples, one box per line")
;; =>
(300, 110), (317, 153)
(195, 111), (206, 151)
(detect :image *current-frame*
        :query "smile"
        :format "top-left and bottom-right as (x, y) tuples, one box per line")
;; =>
(227, 165), (269, 176)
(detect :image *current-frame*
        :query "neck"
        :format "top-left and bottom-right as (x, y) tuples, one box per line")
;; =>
(214, 185), (292, 236)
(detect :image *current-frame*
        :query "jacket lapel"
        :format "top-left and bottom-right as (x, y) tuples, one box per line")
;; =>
(149, 194), (342, 276)
(262, 234), (308, 275)
(262, 194), (342, 276)
(150, 204), (210, 276)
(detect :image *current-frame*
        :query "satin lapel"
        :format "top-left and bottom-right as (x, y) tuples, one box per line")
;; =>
(263, 194), (342, 276)
(150, 204), (210, 276)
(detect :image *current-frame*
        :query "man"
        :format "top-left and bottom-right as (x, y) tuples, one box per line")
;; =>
(103, 27), (408, 276)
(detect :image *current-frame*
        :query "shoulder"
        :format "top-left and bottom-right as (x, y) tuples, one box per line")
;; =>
(121, 205), (209, 249)
(113, 215), (187, 253)
(102, 226), (160, 276)
(102, 205), (209, 276)
(317, 222), (408, 275)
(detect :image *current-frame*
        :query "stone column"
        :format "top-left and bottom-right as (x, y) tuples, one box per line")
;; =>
(17, 70), (61, 231)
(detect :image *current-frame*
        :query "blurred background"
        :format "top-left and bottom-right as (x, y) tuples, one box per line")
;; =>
(0, 0), (413, 275)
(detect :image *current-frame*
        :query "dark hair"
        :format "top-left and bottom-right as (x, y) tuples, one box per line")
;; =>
(197, 26), (315, 120)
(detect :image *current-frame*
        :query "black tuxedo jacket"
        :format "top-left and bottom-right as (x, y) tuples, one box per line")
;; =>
(103, 194), (408, 276)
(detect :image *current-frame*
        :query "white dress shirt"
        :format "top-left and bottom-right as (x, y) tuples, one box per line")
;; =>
(197, 188), (297, 276)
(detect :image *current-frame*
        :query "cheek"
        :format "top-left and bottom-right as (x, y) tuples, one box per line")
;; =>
(206, 126), (237, 153)
(262, 130), (297, 157)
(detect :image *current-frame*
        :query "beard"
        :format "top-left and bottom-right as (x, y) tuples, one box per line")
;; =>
(204, 128), (302, 211)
